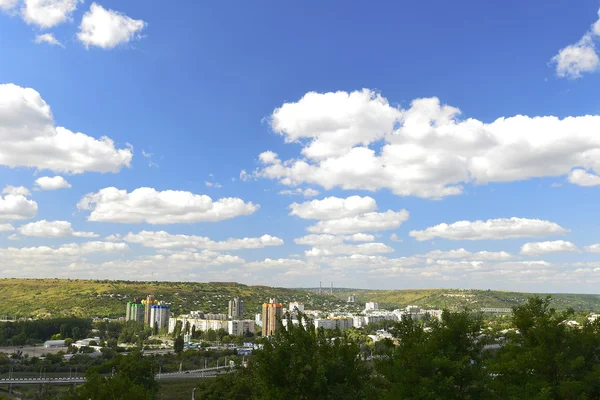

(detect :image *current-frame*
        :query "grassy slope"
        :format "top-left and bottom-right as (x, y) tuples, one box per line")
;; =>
(0, 278), (350, 319)
(2, 279), (600, 319)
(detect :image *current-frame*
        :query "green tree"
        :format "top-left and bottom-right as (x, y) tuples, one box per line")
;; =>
(174, 335), (184, 354)
(206, 329), (217, 342)
(487, 296), (600, 399)
(249, 313), (375, 400)
(376, 311), (488, 400)
(184, 321), (191, 335)
(65, 349), (159, 400)
(71, 326), (81, 341)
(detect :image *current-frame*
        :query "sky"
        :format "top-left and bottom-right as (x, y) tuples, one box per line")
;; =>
(2, 1), (600, 292)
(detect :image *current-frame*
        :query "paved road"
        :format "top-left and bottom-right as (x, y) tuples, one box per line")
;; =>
(0, 366), (231, 386)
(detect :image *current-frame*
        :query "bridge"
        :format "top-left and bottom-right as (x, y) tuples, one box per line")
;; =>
(0, 365), (232, 388)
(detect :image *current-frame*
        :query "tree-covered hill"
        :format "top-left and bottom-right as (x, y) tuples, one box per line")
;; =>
(2, 279), (600, 319)
(0, 278), (350, 319)
(330, 288), (600, 312)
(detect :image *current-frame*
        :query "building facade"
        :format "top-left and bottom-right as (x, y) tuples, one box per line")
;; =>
(228, 319), (255, 336)
(262, 298), (283, 337)
(150, 303), (170, 330)
(228, 297), (244, 319)
(288, 302), (305, 313)
(365, 302), (379, 311)
(313, 317), (353, 330)
(142, 295), (157, 325)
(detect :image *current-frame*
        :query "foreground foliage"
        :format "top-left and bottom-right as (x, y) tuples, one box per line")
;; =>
(196, 297), (600, 400)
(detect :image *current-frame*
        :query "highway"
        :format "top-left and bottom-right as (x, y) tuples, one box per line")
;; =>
(0, 366), (231, 386)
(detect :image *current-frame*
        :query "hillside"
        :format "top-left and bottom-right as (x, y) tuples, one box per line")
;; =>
(331, 288), (600, 312)
(0, 278), (349, 319)
(2, 279), (600, 319)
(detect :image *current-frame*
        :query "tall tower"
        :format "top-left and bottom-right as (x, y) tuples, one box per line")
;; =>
(261, 298), (283, 337)
(143, 295), (155, 326)
(228, 297), (244, 319)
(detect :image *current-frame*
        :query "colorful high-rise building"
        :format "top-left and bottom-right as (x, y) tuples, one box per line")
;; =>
(261, 298), (283, 337)
(142, 295), (157, 326)
(150, 302), (170, 331)
(125, 297), (144, 322)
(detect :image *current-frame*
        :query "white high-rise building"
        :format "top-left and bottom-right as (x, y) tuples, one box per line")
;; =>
(228, 320), (255, 336)
(365, 302), (379, 311)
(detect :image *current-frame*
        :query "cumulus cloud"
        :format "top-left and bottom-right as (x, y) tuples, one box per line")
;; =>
(278, 188), (320, 198)
(0, 223), (14, 232)
(305, 242), (393, 257)
(289, 196), (377, 220)
(2, 185), (31, 197)
(0, 0), (18, 11)
(34, 33), (63, 47)
(551, 9), (600, 78)
(410, 217), (569, 241)
(294, 233), (375, 246)
(77, 187), (259, 224)
(0, 84), (132, 173)
(77, 3), (147, 49)
(0, 194), (37, 222)
(18, 220), (98, 238)
(568, 169), (600, 186)
(308, 209), (409, 235)
(122, 230), (283, 251)
(390, 233), (403, 243)
(421, 248), (514, 261)
(21, 0), (79, 28)
(520, 240), (579, 255)
(251, 90), (600, 197)
(0, 241), (129, 269)
(34, 176), (71, 190)
(585, 244), (600, 253)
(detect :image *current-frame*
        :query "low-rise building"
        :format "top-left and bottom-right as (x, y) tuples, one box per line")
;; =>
(314, 317), (353, 330)
(44, 340), (66, 348)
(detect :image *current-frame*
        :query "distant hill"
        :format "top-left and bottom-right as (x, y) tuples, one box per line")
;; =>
(0, 278), (350, 319)
(1, 279), (599, 319)
(329, 288), (600, 312)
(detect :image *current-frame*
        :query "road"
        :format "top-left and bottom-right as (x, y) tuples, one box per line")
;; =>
(0, 366), (231, 386)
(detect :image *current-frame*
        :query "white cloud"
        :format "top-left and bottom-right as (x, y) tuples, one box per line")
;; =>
(347, 233), (375, 242)
(244, 258), (311, 271)
(421, 248), (514, 261)
(289, 196), (377, 220)
(410, 217), (569, 241)
(34, 33), (63, 47)
(22, 0), (79, 28)
(585, 244), (600, 253)
(252, 90), (600, 198)
(0, 241), (129, 268)
(278, 188), (320, 198)
(0, 194), (37, 222)
(77, 3), (147, 49)
(568, 169), (600, 186)
(18, 220), (98, 238)
(122, 230), (283, 250)
(305, 242), (393, 257)
(0, 0), (18, 11)
(77, 187), (259, 224)
(270, 89), (401, 160)
(390, 233), (403, 243)
(520, 240), (579, 256)
(0, 223), (14, 232)
(0, 84), (132, 173)
(205, 182), (222, 188)
(2, 185), (31, 197)
(551, 9), (600, 78)
(308, 209), (409, 235)
(294, 233), (374, 246)
(34, 176), (71, 190)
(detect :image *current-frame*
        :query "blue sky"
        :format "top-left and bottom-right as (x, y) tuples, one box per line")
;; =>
(2, 0), (600, 292)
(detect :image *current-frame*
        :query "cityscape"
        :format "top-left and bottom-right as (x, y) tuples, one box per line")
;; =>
(3, 0), (600, 398)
